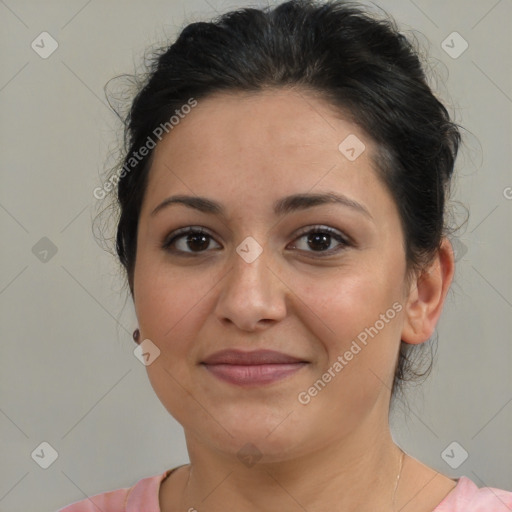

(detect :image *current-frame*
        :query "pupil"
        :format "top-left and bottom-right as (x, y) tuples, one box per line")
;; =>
(188, 234), (209, 251)
(309, 233), (330, 251)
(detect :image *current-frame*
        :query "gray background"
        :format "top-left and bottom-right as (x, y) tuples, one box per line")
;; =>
(0, 0), (511, 510)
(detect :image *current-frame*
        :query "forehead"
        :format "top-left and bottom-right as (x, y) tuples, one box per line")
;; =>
(142, 88), (393, 220)
(152, 88), (369, 160)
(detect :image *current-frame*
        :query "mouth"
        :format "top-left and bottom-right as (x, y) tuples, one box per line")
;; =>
(200, 349), (309, 386)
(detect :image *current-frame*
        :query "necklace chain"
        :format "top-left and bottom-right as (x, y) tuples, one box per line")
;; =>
(176, 450), (407, 510)
(392, 449), (405, 511)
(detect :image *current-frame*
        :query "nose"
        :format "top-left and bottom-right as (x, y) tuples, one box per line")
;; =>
(214, 243), (288, 332)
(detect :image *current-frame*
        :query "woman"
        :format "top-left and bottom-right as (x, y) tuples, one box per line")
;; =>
(59, 0), (512, 510)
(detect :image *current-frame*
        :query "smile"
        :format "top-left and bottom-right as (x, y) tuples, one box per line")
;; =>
(202, 362), (308, 386)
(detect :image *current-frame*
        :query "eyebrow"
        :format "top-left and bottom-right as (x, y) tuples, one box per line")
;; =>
(150, 192), (373, 220)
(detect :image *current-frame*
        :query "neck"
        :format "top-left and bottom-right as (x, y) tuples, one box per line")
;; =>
(173, 420), (403, 512)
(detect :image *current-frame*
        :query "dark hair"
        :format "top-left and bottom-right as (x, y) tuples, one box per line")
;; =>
(103, 0), (462, 401)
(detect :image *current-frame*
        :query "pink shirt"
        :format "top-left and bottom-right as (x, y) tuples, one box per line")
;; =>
(57, 468), (512, 511)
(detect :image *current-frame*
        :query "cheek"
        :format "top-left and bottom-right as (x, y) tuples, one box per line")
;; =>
(303, 265), (401, 342)
(298, 263), (403, 397)
(296, 277), (402, 426)
(133, 261), (213, 422)
(133, 254), (224, 375)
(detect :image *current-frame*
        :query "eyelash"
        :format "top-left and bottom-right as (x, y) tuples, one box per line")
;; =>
(161, 225), (351, 257)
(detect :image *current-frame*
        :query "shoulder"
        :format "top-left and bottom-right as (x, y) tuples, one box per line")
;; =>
(56, 469), (172, 512)
(56, 486), (128, 512)
(434, 476), (512, 511)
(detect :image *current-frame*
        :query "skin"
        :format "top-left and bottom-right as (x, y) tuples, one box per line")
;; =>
(132, 88), (456, 511)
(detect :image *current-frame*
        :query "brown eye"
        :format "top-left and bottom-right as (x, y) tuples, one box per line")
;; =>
(162, 227), (221, 254)
(289, 226), (350, 256)
(162, 225), (350, 257)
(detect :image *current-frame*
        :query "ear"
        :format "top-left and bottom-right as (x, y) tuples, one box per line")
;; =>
(401, 238), (455, 345)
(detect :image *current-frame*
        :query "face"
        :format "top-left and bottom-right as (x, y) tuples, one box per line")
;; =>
(133, 89), (410, 461)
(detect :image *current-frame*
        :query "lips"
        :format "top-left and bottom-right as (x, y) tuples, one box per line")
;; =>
(201, 349), (308, 386)
(202, 349), (307, 365)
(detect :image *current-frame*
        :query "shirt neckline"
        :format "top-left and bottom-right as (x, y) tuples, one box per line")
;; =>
(126, 467), (464, 512)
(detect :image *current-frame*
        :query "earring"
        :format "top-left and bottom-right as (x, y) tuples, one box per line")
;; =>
(133, 328), (140, 343)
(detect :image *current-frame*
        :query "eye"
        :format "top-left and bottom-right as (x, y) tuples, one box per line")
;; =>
(162, 227), (221, 255)
(288, 225), (350, 256)
(162, 225), (350, 256)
